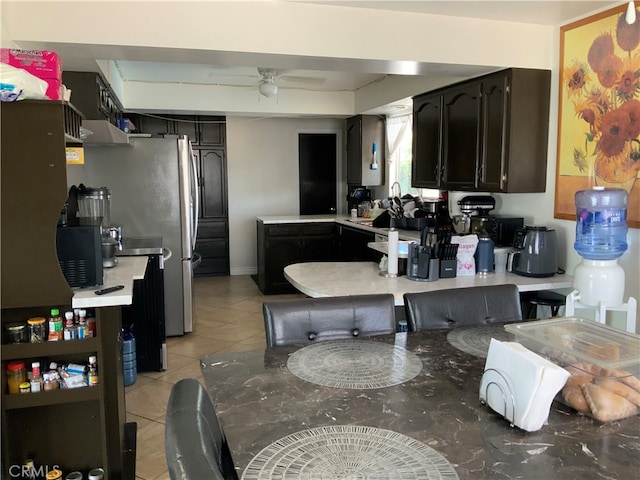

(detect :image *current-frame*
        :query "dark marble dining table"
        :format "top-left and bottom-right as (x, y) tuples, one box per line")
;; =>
(200, 329), (640, 479)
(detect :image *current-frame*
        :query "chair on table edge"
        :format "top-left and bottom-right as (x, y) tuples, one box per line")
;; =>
(262, 294), (396, 347)
(403, 284), (523, 332)
(165, 378), (238, 480)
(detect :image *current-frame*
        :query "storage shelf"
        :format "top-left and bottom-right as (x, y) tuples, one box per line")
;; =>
(1, 337), (99, 360)
(3, 385), (99, 409)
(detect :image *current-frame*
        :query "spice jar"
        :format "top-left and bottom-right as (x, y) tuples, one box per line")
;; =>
(87, 468), (104, 480)
(5, 322), (27, 344)
(6, 360), (26, 394)
(19, 382), (30, 394)
(28, 317), (47, 342)
(46, 470), (62, 480)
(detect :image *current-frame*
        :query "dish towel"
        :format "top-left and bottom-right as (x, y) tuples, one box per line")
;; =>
(480, 338), (570, 432)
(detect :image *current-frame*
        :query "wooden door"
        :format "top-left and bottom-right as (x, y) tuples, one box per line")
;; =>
(298, 133), (337, 215)
(479, 72), (508, 192)
(412, 93), (442, 188)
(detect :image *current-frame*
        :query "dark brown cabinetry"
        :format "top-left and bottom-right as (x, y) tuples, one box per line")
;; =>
(346, 115), (385, 186)
(336, 225), (380, 262)
(412, 68), (550, 193)
(1, 101), (129, 478)
(62, 72), (123, 124)
(257, 222), (337, 294)
(127, 113), (226, 147)
(412, 94), (442, 188)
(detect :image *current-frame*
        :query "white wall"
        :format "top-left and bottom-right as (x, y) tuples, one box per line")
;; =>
(226, 116), (345, 275)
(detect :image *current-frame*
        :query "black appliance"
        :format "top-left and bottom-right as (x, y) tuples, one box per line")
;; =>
(491, 216), (525, 247)
(347, 186), (371, 212)
(508, 226), (558, 278)
(56, 220), (103, 288)
(119, 237), (167, 372)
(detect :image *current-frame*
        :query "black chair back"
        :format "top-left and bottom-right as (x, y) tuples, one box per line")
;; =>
(403, 284), (523, 331)
(263, 294), (396, 347)
(165, 378), (237, 480)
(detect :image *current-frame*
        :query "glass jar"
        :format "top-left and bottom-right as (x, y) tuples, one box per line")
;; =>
(27, 317), (47, 342)
(6, 360), (26, 394)
(65, 472), (83, 480)
(5, 322), (27, 344)
(19, 382), (30, 394)
(87, 468), (104, 480)
(46, 470), (62, 480)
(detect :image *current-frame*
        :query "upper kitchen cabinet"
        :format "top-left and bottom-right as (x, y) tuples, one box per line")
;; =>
(412, 93), (442, 188)
(1, 100), (74, 308)
(62, 71), (122, 124)
(128, 114), (226, 146)
(346, 115), (385, 186)
(441, 82), (482, 191)
(411, 68), (551, 193)
(478, 68), (551, 193)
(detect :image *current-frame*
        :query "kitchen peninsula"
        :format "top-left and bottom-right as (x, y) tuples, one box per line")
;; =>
(257, 215), (573, 303)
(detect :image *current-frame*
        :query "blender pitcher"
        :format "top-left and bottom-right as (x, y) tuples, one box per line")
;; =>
(77, 185), (111, 234)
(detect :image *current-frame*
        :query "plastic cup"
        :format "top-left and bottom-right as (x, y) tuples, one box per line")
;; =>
(494, 248), (509, 274)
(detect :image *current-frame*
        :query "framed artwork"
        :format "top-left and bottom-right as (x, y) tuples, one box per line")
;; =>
(556, 3), (640, 228)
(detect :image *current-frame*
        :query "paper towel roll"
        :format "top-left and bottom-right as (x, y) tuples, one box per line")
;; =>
(388, 230), (399, 276)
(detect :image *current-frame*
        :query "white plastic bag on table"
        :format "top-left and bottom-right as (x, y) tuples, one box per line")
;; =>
(451, 234), (479, 276)
(0, 63), (48, 101)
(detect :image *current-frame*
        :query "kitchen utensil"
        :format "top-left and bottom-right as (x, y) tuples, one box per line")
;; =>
(101, 237), (119, 268)
(452, 214), (471, 234)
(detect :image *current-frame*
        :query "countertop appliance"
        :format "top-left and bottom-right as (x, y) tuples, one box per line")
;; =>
(118, 236), (167, 371)
(457, 195), (496, 235)
(56, 218), (103, 288)
(72, 136), (199, 336)
(508, 226), (558, 278)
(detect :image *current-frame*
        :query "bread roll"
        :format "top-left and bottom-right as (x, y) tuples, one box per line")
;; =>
(562, 384), (590, 413)
(601, 368), (640, 393)
(581, 383), (638, 422)
(595, 377), (640, 407)
(564, 365), (593, 387)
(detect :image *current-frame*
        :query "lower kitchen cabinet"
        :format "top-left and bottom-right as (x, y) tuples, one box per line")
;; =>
(1, 306), (132, 479)
(257, 221), (337, 294)
(195, 219), (229, 276)
(337, 225), (381, 262)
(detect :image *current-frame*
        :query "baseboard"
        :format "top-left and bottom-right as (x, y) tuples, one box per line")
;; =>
(230, 266), (258, 276)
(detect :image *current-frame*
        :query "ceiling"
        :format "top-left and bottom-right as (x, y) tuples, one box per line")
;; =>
(111, 1), (615, 107)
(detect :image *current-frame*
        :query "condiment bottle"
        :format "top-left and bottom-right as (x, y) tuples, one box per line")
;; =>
(63, 311), (77, 341)
(48, 308), (63, 341)
(88, 355), (99, 386)
(6, 360), (26, 394)
(28, 317), (47, 342)
(86, 310), (97, 338)
(77, 309), (88, 339)
(30, 361), (43, 393)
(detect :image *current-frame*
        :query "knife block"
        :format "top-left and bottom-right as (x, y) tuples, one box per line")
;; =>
(439, 259), (456, 278)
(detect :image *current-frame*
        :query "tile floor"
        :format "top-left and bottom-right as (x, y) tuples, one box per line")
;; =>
(126, 275), (303, 480)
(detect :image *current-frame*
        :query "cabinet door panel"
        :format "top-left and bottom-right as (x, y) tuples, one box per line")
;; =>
(300, 236), (333, 262)
(479, 73), (508, 191)
(198, 149), (227, 218)
(199, 119), (226, 146)
(265, 237), (300, 292)
(442, 84), (481, 190)
(346, 116), (362, 184)
(412, 94), (442, 188)
(173, 115), (198, 143)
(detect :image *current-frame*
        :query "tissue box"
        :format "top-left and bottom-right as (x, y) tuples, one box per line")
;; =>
(505, 317), (640, 422)
(0, 48), (63, 100)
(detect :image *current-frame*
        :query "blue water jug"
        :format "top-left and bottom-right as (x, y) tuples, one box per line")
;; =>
(574, 187), (628, 260)
(475, 234), (495, 273)
(122, 327), (137, 386)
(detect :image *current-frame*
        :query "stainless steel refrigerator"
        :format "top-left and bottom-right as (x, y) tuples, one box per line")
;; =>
(72, 136), (199, 336)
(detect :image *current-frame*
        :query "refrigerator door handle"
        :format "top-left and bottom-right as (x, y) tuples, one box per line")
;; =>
(189, 141), (199, 252)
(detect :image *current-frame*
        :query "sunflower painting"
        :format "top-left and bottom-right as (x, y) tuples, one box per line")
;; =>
(556, 3), (640, 228)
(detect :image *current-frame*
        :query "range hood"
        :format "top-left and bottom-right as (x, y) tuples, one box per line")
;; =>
(82, 120), (130, 146)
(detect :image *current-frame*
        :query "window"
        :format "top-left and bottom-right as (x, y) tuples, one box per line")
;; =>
(386, 114), (439, 199)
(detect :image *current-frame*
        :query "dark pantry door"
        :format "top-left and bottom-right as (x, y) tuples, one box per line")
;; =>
(298, 133), (337, 215)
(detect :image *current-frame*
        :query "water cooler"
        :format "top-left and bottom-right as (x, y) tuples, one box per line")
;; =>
(572, 187), (628, 307)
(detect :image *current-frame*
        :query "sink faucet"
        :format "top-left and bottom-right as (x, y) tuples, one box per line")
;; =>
(391, 182), (402, 198)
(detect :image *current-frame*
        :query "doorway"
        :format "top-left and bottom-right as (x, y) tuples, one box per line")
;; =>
(298, 132), (337, 215)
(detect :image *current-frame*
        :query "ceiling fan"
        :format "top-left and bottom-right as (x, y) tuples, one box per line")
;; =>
(256, 68), (325, 97)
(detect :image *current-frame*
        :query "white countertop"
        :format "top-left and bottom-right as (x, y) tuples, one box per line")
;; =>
(71, 256), (148, 308)
(284, 261), (574, 306)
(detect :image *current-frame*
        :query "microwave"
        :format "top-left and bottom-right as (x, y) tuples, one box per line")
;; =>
(491, 216), (524, 247)
(56, 221), (103, 288)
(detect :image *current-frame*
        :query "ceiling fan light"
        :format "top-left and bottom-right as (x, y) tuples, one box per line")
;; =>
(259, 80), (278, 97)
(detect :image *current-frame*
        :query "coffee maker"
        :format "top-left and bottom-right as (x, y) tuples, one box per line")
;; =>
(457, 195), (496, 235)
(347, 186), (371, 213)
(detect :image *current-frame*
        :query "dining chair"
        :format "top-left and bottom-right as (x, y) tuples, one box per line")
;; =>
(263, 293), (396, 347)
(165, 378), (238, 480)
(403, 284), (523, 332)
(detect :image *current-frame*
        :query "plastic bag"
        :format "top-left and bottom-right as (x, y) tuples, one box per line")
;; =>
(0, 63), (48, 102)
(450, 234), (479, 276)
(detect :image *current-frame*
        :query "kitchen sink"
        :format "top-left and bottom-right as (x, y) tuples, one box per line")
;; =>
(346, 219), (374, 227)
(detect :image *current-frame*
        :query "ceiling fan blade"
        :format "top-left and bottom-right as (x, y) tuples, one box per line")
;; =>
(279, 75), (325, 85)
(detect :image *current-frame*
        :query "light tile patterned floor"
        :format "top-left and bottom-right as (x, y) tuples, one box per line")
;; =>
(129, 275), (303, 480)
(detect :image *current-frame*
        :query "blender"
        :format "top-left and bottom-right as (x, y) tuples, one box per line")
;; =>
(77, 185), (118, 268)
(456, 196), (496, 235)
